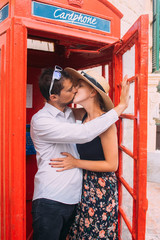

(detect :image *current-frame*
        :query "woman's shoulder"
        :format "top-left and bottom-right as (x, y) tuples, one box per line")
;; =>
(100, 123), (117, 139)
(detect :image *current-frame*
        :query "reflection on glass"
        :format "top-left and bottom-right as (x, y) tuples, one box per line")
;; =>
(123, 81), (135, 115)
(122, 119), (134, 152)
(121, 185), (133, 226)
(123, 45), (135, 78)
(122, 151), (134, 188)
(121, 217), (132, 240)
(80, 66), (102, 75)
(105, 64), (109, 82)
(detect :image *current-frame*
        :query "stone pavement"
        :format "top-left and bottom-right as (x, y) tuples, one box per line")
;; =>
(146, 182), (160, 240)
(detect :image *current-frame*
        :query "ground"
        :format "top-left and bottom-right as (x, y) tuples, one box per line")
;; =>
(146, 182), (160, 240)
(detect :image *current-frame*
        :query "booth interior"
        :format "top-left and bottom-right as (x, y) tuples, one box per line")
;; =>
(26, 29), (114, 238)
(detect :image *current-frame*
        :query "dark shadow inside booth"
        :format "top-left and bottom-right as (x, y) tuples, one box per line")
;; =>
(26, 30), (114, 239)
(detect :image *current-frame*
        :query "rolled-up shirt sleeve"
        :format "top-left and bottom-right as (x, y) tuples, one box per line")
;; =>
(31, 109), (118, 144)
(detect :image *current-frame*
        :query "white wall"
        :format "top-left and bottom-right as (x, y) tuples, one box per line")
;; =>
(108, 0), (149, 36)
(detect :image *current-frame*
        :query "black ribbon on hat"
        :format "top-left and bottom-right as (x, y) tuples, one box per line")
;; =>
(81, 71), (105, 93)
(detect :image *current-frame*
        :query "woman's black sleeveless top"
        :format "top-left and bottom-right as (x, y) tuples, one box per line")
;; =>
(76, 113), (105, 161)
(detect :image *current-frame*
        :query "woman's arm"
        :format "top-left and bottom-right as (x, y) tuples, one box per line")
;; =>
(50, 124), (118, 172)
(99, 124), (118, 171)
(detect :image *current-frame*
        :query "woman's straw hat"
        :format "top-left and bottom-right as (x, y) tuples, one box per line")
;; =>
(65, 67), (114, 111)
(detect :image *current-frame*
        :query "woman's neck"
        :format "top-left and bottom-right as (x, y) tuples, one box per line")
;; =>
(82, 102), (105, 122)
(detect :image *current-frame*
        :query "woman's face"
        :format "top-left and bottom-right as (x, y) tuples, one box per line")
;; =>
(73, 80), (93, 105)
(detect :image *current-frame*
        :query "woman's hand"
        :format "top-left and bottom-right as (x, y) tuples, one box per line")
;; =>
(114, 75), (130, 116)
(120, 75), (130, 108)
(49, 152), (77, 172)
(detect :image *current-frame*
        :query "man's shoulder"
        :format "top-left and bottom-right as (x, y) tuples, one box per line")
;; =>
(31, 107), (52, 125)
(32, 107), (46, 119)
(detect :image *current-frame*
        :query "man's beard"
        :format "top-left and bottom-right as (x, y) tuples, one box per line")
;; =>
(60, 96), (75, 108)
(66, 97), (74, 106)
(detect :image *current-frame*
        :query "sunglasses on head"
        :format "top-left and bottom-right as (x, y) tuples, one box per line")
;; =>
(49, 65), (63, 96)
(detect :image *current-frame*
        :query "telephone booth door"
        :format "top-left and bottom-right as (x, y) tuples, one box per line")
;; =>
(112, 15), (148, 240)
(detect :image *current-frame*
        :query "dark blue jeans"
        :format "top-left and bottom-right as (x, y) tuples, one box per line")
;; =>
(32, 198), (77, 240)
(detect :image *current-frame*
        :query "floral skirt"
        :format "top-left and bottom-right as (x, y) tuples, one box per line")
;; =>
(69, 171), (118, 240)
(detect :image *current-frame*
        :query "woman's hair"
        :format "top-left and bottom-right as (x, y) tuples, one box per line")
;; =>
(39, 68), (72, 101)
(96, 92), (107, 112)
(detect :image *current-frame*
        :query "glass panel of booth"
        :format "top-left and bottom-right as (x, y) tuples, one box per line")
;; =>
(120, 44), (136, 163)
(27, 39), (54, 52)
(119, 43), (136, 240)
(121, 217), (132, 240)
(105, 65), (109, 82)
(121, 184), (133, 227)
(121, 119), (134, 153)
(78, 66), (102, 76)
(78, 65), (109, 82)
(122, 45), (135, 115)
(0, 4), (9, 24)
(122, 152), (133, 188)
(122, 45), (135, 78)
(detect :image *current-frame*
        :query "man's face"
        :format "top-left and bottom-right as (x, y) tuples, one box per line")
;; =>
(57, 78), (77, 107)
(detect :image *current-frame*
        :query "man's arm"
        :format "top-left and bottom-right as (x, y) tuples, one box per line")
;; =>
(31, 75), (130, 144)
(31, 109), (118, 144)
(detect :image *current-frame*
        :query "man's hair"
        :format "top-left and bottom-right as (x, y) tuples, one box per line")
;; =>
(39, 68), (72, 101)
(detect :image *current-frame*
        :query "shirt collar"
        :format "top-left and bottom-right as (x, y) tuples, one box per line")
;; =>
(45, 102), (73, 119)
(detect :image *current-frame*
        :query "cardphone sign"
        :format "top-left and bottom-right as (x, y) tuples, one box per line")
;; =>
(32, 1), (111, 33)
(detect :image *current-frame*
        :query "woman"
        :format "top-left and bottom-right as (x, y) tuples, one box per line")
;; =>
(50, 68), (129, 240)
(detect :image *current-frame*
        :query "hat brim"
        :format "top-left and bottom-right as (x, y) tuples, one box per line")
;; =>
(65, 67), (114, 111)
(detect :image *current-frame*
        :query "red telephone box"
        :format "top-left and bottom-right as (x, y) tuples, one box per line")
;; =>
(0, 0), (148, 239)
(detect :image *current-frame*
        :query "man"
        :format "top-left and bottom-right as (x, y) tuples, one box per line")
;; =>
(31, 66), (129, 240)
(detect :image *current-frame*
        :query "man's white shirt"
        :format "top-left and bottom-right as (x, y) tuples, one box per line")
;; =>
(31, 102), (118, 204)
